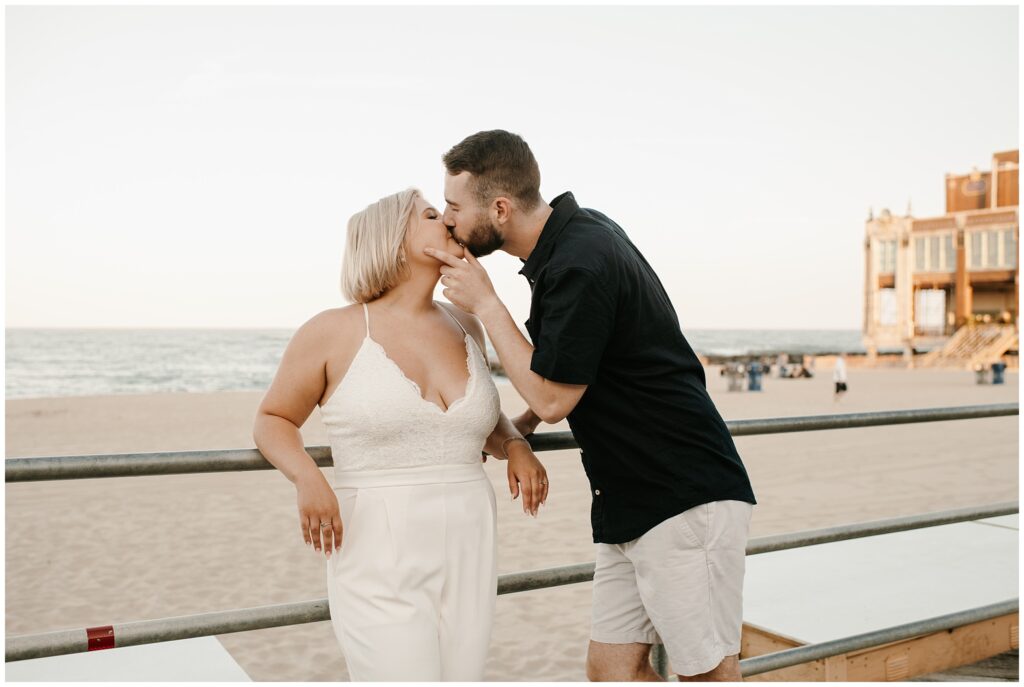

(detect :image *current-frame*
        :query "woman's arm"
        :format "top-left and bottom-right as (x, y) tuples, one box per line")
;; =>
(253, 310), (345, 556)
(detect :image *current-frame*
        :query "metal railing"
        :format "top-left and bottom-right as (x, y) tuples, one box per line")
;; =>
(6, 403), (1017, 483)
(6, 500), (1017, 664)
(6, 403), (1019, 680)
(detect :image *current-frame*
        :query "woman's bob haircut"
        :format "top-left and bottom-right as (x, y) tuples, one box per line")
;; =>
(341, 188), (421, 303)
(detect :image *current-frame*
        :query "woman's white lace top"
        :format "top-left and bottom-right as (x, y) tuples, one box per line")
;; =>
(319, 303), (501, 477)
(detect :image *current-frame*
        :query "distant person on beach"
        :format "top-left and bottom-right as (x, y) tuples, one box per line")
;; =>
(833, 354), (848, 401)
(428, 130), (757, 682)
(794, 364), (813, 378)
(253, 189), (549, 681)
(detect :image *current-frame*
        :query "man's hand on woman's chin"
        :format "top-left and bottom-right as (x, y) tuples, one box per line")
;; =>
(424, 246), (501, 316)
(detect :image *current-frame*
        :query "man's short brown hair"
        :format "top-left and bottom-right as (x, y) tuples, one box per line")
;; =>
(442, 130), (542, 210)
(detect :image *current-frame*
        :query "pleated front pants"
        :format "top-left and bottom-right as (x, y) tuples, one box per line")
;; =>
(326, 462), (498, 681)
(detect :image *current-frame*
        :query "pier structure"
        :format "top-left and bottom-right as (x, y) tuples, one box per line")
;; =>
(863, 150), (1019, 367)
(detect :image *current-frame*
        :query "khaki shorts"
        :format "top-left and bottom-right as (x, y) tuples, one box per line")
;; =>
(590, 499), (753, 676)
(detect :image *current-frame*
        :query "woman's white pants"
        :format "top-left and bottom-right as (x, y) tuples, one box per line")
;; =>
(326, 463), (497, 681)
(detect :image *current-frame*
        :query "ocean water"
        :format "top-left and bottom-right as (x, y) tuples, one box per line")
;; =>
(685, 329), (867, 358)
(6, 328), (865, 400)
(6, 329), (291, 400)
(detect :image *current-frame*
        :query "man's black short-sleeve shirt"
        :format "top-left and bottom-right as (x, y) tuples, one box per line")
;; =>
(520, 192), (756, 544)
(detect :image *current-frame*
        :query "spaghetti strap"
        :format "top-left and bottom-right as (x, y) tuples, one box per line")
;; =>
(439, 303), (469, 337)
(361, 302), (370, 337)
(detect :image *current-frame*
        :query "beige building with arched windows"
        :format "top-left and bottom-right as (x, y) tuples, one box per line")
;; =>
(863, 150), (1018, 367)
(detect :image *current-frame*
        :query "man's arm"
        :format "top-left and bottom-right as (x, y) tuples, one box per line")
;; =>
(427, 246), (594, 424)
(477, 300), (587, 424)
(438, 301), (551, 513)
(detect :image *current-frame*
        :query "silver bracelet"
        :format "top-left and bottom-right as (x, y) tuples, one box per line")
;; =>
(501, 436), (530, 460)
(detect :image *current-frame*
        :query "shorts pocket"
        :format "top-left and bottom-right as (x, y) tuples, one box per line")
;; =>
(675, 503), (712, 549)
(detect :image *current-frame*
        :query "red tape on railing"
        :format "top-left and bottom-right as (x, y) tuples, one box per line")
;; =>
(86, 626), (114, 651)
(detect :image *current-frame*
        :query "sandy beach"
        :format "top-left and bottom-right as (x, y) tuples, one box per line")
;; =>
(5, 365), (1018, 681)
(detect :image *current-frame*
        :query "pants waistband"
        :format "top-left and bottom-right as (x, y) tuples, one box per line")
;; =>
(332, 462), (486, 488)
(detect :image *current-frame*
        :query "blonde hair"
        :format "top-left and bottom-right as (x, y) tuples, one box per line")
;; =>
(341, 188), (421, 303)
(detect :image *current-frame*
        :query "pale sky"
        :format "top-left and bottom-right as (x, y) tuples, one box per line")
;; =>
(6, 5), (1019, 330)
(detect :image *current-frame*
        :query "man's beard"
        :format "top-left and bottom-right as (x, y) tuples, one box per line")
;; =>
(461, 216), (504, 257)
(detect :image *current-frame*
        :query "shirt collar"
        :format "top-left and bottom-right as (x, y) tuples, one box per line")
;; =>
(519, 191), (579, 283)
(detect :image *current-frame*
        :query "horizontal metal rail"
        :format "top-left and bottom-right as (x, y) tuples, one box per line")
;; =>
(5, 446), (333, 483)
(726, 402), (1017, 435)
(6, 403), (1017, 482)
(6, 599), (332, 663)
(8, 501), (1017, 662)
(740, 599), (1019, 676)
(747, 500), (1019, 555)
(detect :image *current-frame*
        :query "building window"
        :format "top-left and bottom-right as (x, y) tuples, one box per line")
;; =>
(913, 234), (956, 272)
(967, 227), (1020, 269)
(878, 239), (896, 274)
(970, 232), (984, 268)
(943, 234), (955, 271)
(928, 236), (940, 271)
(987, 230), (999, 266)
(915, 289), (947, 335)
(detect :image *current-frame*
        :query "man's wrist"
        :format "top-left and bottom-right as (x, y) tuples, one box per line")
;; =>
(476, 297), (508, 328)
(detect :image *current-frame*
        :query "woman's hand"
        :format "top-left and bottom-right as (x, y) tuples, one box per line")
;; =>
(295, 469), (343, 557)
(506, 440), (549, 517)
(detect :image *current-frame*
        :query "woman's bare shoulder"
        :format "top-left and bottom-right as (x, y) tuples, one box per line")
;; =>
(292, 305), (365, 353)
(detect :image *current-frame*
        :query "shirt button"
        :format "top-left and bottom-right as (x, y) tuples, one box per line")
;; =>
(594, 489), (601, 496)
